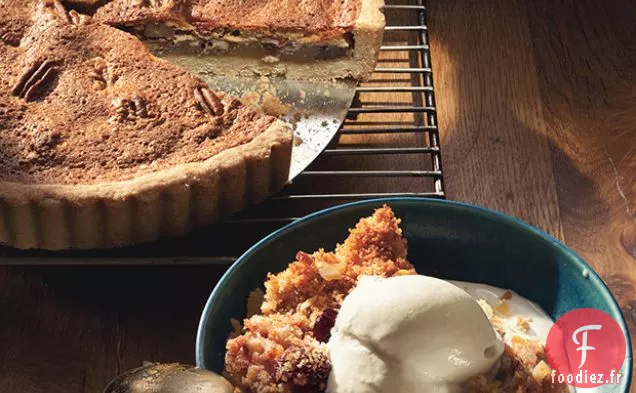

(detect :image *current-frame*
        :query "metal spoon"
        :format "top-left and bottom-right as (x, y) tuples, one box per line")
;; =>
(103, 363), (234, 393)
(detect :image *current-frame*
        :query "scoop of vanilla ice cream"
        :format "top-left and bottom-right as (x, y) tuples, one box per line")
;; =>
(327, 275), (504, 393)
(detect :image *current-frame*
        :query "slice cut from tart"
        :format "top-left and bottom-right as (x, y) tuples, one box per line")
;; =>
(0, 1), (292, 250)
(89, 0), (385, 81)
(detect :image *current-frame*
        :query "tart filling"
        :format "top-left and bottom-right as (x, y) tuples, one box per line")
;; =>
(133, 23), (355, 66)
(89, 0), (384, 80)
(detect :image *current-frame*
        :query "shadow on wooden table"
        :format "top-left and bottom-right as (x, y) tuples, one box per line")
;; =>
(0, 265), (228, 391)
(428, 0), (635, 357)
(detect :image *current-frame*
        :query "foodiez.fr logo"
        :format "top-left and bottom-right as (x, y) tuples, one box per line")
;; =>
(546, 308), (627, 388)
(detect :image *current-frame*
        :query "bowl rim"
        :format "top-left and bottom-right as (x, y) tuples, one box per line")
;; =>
(195, 197), (632, 390)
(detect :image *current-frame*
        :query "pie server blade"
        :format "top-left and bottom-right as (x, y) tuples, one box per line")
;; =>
(152, 51), (357, 181)
(197, 74), (357, 181)
(158, 49), (362, 180)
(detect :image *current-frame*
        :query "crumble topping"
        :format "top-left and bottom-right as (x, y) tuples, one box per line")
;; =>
(225, 206), (414, 392)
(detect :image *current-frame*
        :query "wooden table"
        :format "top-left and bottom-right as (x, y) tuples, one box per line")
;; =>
(1, 0), (634, 391)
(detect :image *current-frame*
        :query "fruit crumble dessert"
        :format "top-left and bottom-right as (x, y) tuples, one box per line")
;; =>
(224, 206), (569, 393)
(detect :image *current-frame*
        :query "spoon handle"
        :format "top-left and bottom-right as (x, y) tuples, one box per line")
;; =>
(103, 363), (234, 393)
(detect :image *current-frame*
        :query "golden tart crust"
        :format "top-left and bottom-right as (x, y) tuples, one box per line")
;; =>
(0, 1), (292, 250)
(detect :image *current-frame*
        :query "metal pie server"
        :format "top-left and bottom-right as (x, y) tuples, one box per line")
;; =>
(202, 74), (357, 181)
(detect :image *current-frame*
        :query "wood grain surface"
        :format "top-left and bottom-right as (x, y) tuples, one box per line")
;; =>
(1, 0), (635, 391)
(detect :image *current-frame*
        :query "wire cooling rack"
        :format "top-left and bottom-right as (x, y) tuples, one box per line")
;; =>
(1, 0), (445, 264)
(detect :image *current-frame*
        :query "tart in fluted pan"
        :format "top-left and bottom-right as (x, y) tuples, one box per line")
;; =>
(0, 0), (385, 250)
(0, 1), (292, 250)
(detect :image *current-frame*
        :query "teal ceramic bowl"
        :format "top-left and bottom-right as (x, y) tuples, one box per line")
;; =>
(196, 198), (632, 392)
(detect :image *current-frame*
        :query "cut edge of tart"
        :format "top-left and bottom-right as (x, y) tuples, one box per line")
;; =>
(0, 0), (293, 250)
(92, 0), (385, 81)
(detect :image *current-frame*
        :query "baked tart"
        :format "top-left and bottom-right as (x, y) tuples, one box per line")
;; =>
(0, 0), (291, 250)
(0, 0), (385, 250)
